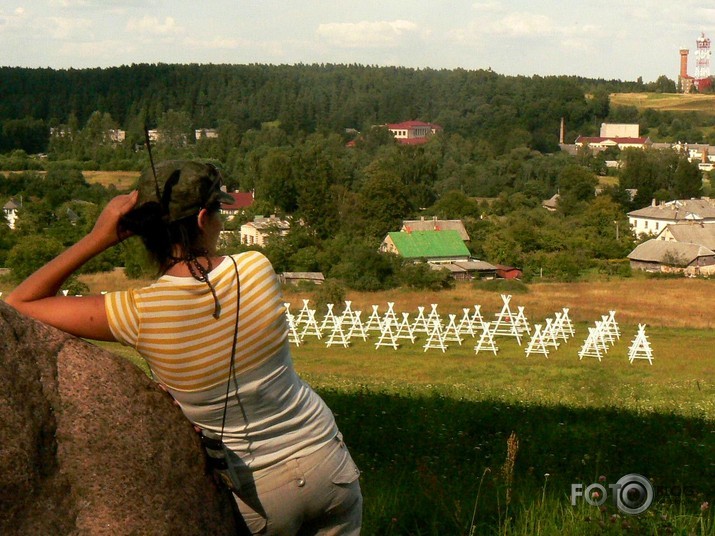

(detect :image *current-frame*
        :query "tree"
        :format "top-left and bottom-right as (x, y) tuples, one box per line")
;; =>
(6, 236), (64, 281)
(357, 167), (411, 239)
(557, 165), (598, 214)
(672, 157), (702, 199)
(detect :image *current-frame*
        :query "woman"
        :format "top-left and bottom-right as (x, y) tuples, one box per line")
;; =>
(6, 160), (362, 535)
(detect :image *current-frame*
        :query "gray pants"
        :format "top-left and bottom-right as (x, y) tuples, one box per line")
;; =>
(232, 436), (362, 535)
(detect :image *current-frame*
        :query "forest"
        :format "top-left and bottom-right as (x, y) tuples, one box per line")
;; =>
(0, 63), (711, 290)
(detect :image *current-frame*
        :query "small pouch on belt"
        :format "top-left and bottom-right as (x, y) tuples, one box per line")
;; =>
(200, 430), (241, 493)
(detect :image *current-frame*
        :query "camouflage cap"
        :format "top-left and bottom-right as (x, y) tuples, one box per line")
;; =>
(136, 160), (234, 222)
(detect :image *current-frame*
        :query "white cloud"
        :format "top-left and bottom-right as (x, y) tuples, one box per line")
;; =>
(126, 15), (183, 36)
(0, 6), (27, 29)
(44, 16), (93, 39)
(489, 12), (556, 37)
(316, 19), (422, 48)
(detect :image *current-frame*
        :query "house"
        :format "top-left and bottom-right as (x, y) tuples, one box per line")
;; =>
(655, 222), (715, 250)
(385, 121), (443, 145)
(542, 193), (560, 212)
(220, 191), (254, 220)
(195, 128), (219, 140)
(431, 260), (498, 281)
(240, 215), (290, 247)
(628, 198), (715, 237)
(574, 135), (652, 151)
(495, 265), (523, 280)
(627, 239), (715, 275)
(279, 272), (325, 285)
(401, 217), (470, 241)
(380, 230), (470, 263)
(574, 122), (651, 152)
(3, 199), (20, 229)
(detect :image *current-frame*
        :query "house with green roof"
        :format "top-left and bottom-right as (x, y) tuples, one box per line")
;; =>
(380, 230), (471, 263)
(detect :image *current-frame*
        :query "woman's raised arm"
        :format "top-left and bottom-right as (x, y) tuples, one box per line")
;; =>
(5, 191), (138, 341)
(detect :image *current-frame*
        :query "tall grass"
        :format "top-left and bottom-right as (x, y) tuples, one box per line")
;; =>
(91, 279), (714, 534)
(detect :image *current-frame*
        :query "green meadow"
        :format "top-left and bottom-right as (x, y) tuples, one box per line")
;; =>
(101, 318), (714, 535)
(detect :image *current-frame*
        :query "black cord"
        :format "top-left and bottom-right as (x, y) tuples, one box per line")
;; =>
(219, 255), (241, 443)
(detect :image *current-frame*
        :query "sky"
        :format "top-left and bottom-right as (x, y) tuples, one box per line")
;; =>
(2, 1), (715, 82)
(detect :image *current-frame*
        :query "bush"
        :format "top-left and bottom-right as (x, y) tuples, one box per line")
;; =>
(595, 258), (632, 278)
(6, 236), (64, 281)
(473, 278), (529, 294)
(398, 262), (454, 291)
(312, 279), (347, 315)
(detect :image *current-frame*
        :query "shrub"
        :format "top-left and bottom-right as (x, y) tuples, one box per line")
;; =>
(6, 237), (64, 281)
(312, 279), (347, 314)
(473, 278), (529, 294)
(398, 262), (454, 291)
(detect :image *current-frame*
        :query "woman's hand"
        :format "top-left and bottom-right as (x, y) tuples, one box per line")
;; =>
(89, 190), (139, 249)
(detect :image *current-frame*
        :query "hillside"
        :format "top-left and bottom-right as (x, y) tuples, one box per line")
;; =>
(610, 92), (715, 115)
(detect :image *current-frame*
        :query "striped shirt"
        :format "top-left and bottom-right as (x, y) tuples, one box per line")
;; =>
(105, 250), (337, 468)
(105, 251), (287, 392)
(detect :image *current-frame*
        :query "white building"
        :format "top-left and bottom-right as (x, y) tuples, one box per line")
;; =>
(3, 199), (20, 229)
(240, 215), (290, 247)
(628, 198), (715, 237)
(195, 128), (219, 140)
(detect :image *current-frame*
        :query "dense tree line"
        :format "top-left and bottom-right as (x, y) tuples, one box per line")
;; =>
(0, 63), (649, 155)
(0, 64), (707, 288)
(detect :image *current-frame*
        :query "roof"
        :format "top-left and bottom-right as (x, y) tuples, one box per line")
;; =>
(453, 260), (497, 271)
(386, 120), (443, 130)
(245, 215), (290, 231)
(280, 272), (325, 281)
(628, 198), (715, 221)
(402, 218), (470, 240)
(222, 191), (254, 210)
(627, 239), (715, 264)
(542, 193), (560, 210)
(495, 265), (522, 273)
(387, 230), (470, 259)
(430, 263), (465, 273)
(3, 199), (20, 210)
(659, 222), (715, 250)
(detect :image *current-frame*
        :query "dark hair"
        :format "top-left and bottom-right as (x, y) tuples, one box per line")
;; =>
(119, 200), (221, 275)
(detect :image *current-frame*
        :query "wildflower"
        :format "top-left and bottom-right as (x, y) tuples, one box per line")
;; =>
(598, 475), (606, 483)
(702, 501), (710, 512)
(591, 490), (601, 500)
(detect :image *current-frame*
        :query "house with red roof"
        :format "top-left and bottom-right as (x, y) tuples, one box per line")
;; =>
(220, 191), (254, 220)
(386, 121), (442, 145)
(574, 123), (651, 151)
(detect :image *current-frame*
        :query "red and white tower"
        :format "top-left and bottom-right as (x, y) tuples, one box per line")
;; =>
(694, 32), (711, 91)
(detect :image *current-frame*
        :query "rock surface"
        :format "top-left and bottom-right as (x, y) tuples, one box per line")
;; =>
(0, 302), (237, 535)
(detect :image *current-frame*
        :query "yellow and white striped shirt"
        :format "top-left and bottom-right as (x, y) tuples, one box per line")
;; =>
(105, 251), (287, 392)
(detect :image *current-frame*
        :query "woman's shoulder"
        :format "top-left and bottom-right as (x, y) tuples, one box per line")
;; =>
(230, 250), (273, 267)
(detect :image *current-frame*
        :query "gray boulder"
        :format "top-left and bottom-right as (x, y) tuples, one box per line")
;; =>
(0, 302), (237, 535)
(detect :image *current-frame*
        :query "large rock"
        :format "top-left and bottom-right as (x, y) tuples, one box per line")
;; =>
(0, 302), (237, 535)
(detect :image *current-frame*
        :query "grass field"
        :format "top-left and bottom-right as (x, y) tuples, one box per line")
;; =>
(82, 170), (138, 190)
(93, 275), (715, 534)
(610, 92), (715, 115)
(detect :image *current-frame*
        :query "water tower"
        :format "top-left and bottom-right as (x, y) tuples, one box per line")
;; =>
(694, 32), (711, 91)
